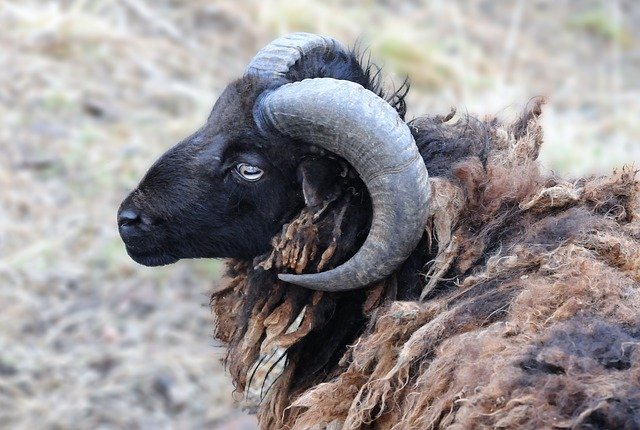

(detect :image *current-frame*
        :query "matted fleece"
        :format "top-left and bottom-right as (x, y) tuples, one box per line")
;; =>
(211, 101), (640, 429)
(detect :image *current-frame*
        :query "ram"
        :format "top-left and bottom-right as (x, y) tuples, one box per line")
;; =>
(118, 33), (640, 429)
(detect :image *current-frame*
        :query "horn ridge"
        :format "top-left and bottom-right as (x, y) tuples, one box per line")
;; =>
(245, 32), (349, 80)
(255, 78), (430, 291)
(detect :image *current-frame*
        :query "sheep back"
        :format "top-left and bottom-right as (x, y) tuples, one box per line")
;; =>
(211, 101), (640, 429)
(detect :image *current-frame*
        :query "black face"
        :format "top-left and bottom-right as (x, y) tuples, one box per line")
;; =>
(117, 78), (304, 266)
(117, 43), (409, 268)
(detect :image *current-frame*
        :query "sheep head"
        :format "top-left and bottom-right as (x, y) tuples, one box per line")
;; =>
(117, 33), (430, 291)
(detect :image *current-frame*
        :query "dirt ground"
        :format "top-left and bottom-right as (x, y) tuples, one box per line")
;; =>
(1, 1), (639, 429)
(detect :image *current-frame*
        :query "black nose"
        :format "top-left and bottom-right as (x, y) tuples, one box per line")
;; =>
(118, 209), (142, 227)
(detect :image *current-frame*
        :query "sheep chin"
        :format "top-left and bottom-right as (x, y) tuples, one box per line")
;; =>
(125, 249), (179, 267)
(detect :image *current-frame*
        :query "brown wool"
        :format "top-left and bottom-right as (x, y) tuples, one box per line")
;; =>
(211, 102), (640, 429)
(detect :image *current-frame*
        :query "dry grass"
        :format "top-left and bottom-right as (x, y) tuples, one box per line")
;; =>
(1, 0), (639, 429)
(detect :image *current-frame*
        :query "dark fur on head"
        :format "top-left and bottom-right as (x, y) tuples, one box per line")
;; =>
(117, 46), (407, 269)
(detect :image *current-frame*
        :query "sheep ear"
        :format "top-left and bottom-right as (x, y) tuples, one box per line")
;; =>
(297, 158), (341, 208)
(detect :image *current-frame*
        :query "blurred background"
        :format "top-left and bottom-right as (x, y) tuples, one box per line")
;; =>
(1, 0), (639, 429)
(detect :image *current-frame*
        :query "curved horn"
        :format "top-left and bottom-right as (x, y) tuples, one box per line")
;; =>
(254, 78), (430, 291)
(245, 32), (348, 80)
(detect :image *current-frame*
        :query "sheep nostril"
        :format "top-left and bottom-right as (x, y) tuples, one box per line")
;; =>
(118, 209), (142, 227)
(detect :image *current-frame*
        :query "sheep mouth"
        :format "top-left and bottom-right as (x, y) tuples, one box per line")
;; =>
(125, 248), (179, 266)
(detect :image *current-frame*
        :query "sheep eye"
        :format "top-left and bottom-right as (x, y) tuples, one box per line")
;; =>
(235, 163), (264, 181)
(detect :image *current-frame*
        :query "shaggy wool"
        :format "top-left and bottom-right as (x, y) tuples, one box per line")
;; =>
(211, 102), (640, 429)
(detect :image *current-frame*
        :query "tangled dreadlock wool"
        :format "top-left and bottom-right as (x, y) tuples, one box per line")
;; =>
(211, 101), (640, 429)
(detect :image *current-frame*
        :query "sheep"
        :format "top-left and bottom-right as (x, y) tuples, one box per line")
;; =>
(118, 33), (640, 429)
